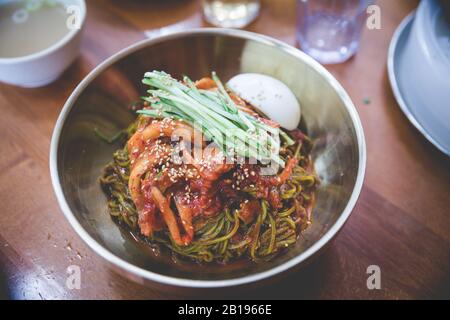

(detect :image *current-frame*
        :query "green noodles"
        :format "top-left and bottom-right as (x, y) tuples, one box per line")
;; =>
(100, 117), (317, 264)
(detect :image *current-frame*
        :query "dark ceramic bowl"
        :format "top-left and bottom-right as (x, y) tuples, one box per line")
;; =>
(50, 29), (366, 289)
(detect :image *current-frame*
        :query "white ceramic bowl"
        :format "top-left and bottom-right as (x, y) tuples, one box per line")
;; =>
(0, 0), (86, 88)
(397, 0), (450, 154)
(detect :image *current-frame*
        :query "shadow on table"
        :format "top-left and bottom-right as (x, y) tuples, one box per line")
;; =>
(107, 250), (331, 300)
(0, 265), (10, 300)
(223, 253), (330, 300)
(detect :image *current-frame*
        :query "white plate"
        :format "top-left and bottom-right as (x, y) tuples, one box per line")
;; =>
(388, 12), (450, 156)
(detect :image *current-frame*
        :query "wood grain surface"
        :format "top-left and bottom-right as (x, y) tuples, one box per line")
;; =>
(0, 0), (449, 300)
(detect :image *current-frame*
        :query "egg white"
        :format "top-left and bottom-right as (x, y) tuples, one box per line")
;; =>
(227, 73), (301, 130)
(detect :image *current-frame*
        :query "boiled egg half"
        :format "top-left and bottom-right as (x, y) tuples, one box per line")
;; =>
(227, 73), (301, 130)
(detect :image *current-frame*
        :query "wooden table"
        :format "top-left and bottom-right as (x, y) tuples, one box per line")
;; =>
(1, 0), (449, 300)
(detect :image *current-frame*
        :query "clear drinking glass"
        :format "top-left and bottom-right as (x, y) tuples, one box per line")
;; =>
(202, 0), (261, 28)
(297, 0), (372, 64)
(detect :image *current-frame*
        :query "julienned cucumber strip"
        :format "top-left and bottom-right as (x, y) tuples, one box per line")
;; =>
(138, 71), (286, 167)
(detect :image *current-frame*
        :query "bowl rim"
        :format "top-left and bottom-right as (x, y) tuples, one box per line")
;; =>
(0, 0), (86, 64)
(50, 28), (366, 288)
(415, 0), (450, 68)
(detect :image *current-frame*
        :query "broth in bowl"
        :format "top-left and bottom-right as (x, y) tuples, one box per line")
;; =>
(0, 0), (71, 58)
